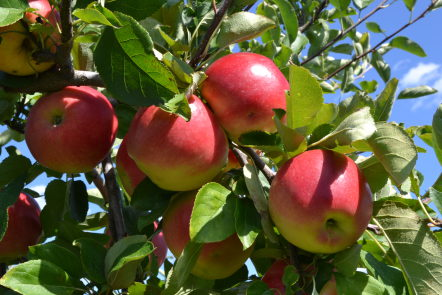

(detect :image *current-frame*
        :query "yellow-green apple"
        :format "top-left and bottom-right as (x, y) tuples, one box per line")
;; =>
(262, 259), (290, 294)
(25, 86), (118, 173)
(162, 191), (254, 279)
(319, 276), (337, 295)
(126, 95), (228, 191)
(201, 52), (289, 141)
(116, 136), (147, 195)
(269, 149), (372, 254)
(0, 192), (41, 262)
(0, 0), (59, 76)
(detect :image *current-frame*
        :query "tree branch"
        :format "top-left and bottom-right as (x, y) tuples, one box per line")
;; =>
(102, 155), (126, 242)
(299, 0), (329, 33)
(89, 168), (109, 203)
(57, 0), (74, 76)
(325, 1), (437, 80)
(188, 0), (234, 68)
(301, 0), (389, 66)
(1, 70), (104, 94)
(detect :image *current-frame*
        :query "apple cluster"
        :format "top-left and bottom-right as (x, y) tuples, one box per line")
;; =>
(0, 0), (60, 76)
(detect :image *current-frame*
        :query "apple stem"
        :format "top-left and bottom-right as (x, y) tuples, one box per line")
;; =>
(102, 155), (126, 242)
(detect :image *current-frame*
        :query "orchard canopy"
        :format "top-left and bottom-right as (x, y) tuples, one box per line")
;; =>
(0, 0), (441, 294)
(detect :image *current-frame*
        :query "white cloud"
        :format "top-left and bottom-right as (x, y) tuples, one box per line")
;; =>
(401, 63), (440, 86)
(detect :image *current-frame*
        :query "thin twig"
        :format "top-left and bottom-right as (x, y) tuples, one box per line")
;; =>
(301, 0), (389, 66)
(102, 155), (126, 242)
(325, 0), (437, 80)
(240, 146), (276, 183)
(231, 146), (248, 167)
(188, 0), (234, 68)
(299, 0), (329, 33)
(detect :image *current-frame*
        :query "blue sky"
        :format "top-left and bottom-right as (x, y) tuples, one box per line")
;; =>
(1, 1), (442, 206)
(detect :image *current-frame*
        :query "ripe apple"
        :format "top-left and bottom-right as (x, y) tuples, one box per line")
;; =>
(162, 191), (254, 280)
(0, 192), (42, 262)
(151, 222), (167, 267)
(116, 136), (147, 195)
(126, 95), (228, 191)
(201, 52), (289, 141)
(269, 149), (372, 254)
(25, 86), (118, 173)
(262, 259), (290, 294)
(0, 0), (59, 76)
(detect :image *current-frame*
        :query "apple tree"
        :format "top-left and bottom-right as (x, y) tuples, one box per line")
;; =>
(0, 0), (442, 294)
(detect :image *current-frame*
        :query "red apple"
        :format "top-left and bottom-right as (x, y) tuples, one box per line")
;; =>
(319, 276), (337, 295)
(262, 259), (290, 294)
(0, 0), (59, 75)
(201, 52), (289, 141)
(126, 95), (228, 191)
(0, 192), (42, 262)
(269, 149), (372, 254)
(151, 222), (167, 267)
(162, 191), (254, 280)
(25, 86), (118, 173)
(222, 149), (242, 172)
(116, 136), (147, 195)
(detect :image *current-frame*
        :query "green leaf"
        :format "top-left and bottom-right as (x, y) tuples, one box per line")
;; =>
(398, 86), (438, 99)
(0, 260), (77, 295)
(361, 251), (409, 295)
(161, 93), (191, 121)
(429, 187), (442, 215)
(373, 200), (442, 295)
(72, 7), (121, 27)
(243, 163), (270, 214)
(28, 243), (83, 278)
(94, 12), (178, 107)
(68, 180), (88, 223)
(433, 104), (442, 148)
(0, 0), (28, 27)
(374, 78), (398, 121)
(215, 12), (275, 49)
(359, 80), (378, 93)
(73, 238), (107, 284)
(330, 0), (351, 11)
(333, 244), (362, 277)
(246, 280), (274, 295)
(402, 0), (417, 11)
(371, 51), (391, 83)
(330, 43), (354, 55)
(40, 180), (68, 236)
(0, 155), (31, 187)
(189, 182), (236, 243)
(105, 235), (154, 289)
(272, 0), (298, 44)
(335, 92), (375, 126)
(311, 107), (376, 148)
(368, 122), (417, 185)
(390, 36), (426, 57)
(106, 0), (167, 21)
(0, 174), (26, 241)
(287, 65), (323, 129)
(358, 156), (390, 195)
(335, 272), (389, 294)
(128, 282), (162, 294)
(235, 198), (261, 250)
(353, 0), (375, 10)
(163, 241), (203, 295)
(162, 52), (194, 84)
(366, 22), (384, 33)
(282, 265), (299, 291)
(433, 0), (442, 10)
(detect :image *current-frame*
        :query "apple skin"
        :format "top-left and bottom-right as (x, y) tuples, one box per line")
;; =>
(116, 136), (147, 196)
(201, 52), (289, 141)
(262, 259), (290, 295)
(151, 222), (167, 267)
(319, 277), (337, 295)
(0, 192), (42, 262)
(25, 86), (118, 173)
(162, 191), (254, 280)
(269, 149), (372, 254)
(0, 0), (59, 76)
(126, 95), (228, 191)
